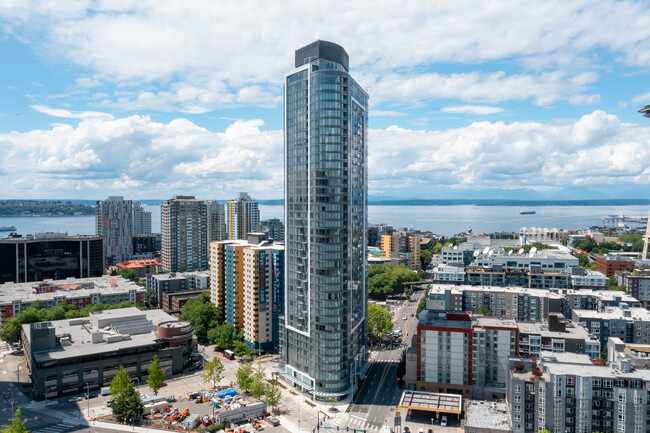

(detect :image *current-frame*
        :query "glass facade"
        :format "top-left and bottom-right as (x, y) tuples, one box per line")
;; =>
(279, 41), (368, 400)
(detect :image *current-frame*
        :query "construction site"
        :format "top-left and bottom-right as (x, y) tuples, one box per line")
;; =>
(104, 388), (279, 432)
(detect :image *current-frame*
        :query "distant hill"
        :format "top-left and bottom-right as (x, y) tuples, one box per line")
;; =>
(0, 200), (95, 216)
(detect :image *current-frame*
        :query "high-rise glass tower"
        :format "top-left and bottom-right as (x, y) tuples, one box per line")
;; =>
(278, 40), (368, 400)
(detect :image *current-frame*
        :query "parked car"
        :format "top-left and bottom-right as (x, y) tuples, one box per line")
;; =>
(441, 416), (448, 427)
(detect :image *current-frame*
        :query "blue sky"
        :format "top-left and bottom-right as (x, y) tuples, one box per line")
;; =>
(1, 1), (650, 200)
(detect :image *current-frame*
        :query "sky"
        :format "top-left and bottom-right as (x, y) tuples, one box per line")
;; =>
(1, 1), (650, 201)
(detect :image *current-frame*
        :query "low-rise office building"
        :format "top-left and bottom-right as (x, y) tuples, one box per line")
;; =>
(0, 276), (145, 326)
(22, 308), (196, 400)
(440, 243), (476, 266)
(596, 255), (635, 277)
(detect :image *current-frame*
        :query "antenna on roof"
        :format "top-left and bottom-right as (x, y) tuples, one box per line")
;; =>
(530, 246), (538, 254)
(518, 248), (524, 254)
(482, 247), (490, 255)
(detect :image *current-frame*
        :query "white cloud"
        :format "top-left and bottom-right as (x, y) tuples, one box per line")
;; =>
(568, 94), (601, 105)
(441, 105), (504, 115)
(31, 104), (114, 120)
(0, 110), (649, 198)
(3, 1), (650, 111)
(371, 110), (408, 117)
(632, 91), (650, 104)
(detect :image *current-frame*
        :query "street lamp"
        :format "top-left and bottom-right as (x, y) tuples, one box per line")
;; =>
(85, 382), (90, 419)
(10, 390), (14, 419)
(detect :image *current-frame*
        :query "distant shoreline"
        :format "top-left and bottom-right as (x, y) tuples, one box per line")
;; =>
(0, 214), (93, 218)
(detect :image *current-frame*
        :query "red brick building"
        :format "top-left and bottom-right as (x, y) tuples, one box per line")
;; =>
(595, 255), (634, 277)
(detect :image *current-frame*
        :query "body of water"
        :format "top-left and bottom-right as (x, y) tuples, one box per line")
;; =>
(1, 204), (647, 237)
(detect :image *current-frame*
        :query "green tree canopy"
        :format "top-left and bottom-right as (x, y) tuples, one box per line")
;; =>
(112, 384), (144, 423)
(202, 358), (225, 390)
(236, 361), (254, 393)
(420, 249), (433, 268)
(179, 292), (220, 340)
(2, 408), (28, 433)
(367, 264), (421, 299)
(367, 303), (393, 341)
(249, 362), (267, 399)
(146, 355), (165, 396)
(234, 340), (252, 358)
(208, 323), (240, 349)
(265, 380), (282, 412)
(110, 366), (133, 397)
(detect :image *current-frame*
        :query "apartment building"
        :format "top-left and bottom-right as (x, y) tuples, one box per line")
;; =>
(381, 229), (421, 270)
(226, 193), (259, 241)
(596, 255), (635, 277)
(517, 314), (600, 360)
(508, 350), (650, 433)
(406, 310), (518, 400)
(0, 275), (145, 325)
(572, 304), (650, 345)
(161, 195), (207, 272)
(617, 268), (650, 308)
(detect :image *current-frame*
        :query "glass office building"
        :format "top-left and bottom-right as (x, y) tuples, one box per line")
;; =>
(278, 40), (368, 400)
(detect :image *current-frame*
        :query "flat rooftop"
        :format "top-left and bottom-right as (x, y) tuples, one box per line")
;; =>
(398, 390), (462, 414)
(0, 275), (143, 305)
(517, 321), (598, 342)
(23, 308), (177, 363)
(464, 400), (511, 432)
(573, 306), (650, 321)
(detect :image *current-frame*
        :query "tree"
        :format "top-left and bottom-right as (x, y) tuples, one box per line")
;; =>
(234, 340), (252, 358)
(236, 361), (253, 393)
(416, 295), (427, 317)
(477, 304), (492, 316)
(367, 303), (393, 341)
(146, 355), (165, 396)
(2, 408), (28, 433)
(179, 292), (220, 340)
(202, 358), (225, 390)
(208, 323), (239, 349)
(112, 384), (144, 423)
(144, 291), (157, 309)
(367, 264), (421, 299)
(576, 253), (589, 267)
(110, 366), (133, 398)
(117, 267), (136, 281)
(250, 362), (267, 399)
(420, 249), (433, 268)
(265, 379), (282, 413)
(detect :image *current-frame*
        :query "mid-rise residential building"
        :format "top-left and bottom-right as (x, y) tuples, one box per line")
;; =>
(257, 218), (284, 242)
(161, 290), (207, 314)
(465, 264), (571, 289)
(278, 40), (368, 401)
(161, 195), (207, 272)
(0, 275), (145, 325)
(381, 229), (421, 270)
(426, 284), (641, 324)
(406, 310), (518, 400)
(226, 193), (259, 240)
(206, 200), (227, 243)
(518, 227), (569, 244)
(210, 234), (284, 351)
(23, 308), (197, 400)
(596, 255), (635, 277)
(517, 314), (600, 360)
(0, 233), (103, 284)
(146, 271), (209, 307)
(507, 350), (650, 433)
(617, 268), (650, 308)
(572, 303), (650, 345)
(569, 266), (607, 289)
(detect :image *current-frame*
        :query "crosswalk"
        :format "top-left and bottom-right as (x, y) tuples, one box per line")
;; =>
(35, 407), (85, 425)
(31, 424), (79, 433)
(331, 414), (388, 433)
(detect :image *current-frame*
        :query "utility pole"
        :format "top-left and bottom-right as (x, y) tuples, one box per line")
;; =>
(85, 382), (90, 419)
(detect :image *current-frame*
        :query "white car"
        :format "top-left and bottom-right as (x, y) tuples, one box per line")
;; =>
(403, 315), (407, 320)
(441, 416), (448, 426)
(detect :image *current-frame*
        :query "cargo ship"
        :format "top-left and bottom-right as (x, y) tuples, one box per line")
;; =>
(0, 226), (16, 231)
(519, 210), (536, 215)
